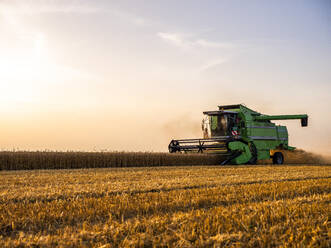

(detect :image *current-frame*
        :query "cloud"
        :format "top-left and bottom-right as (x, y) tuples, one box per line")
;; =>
(157, 32), (189, 49)
(0, 1), (151, 28)
(0, 0), (102, 14)
(157, 32), (234, 50)
(110, 9), (152, 27)
(195, 39), (233, 48)
(198, 58), (227, 72)
(157, 32), (236, 74)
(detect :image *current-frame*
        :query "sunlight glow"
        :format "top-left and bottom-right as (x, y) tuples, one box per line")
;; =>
(0, 32), (48, 103)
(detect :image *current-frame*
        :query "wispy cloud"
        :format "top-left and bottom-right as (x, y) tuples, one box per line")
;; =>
(157, 32), (235, 73)
(157, 32), (234, 50)
(110, 9), (152, 27)
(157, 33), (189, 49)
(198, 58), (227, 73)
(0, 1), (150, 27)
(195, 39), (233, 48)
(0, 0), (102, 14)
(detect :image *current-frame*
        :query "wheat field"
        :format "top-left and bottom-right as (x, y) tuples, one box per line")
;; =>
(0, 149), (327, 171)
(0, 151), (223, 170)
(0, 165), (330, 247)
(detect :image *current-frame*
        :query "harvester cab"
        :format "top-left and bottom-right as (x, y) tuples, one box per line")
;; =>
(169, 104), (308, 165)
(202, 111), (239, 138)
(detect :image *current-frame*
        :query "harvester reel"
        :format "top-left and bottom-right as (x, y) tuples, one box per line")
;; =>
(168, 140), (179, 153)
(197, 140), (205, 153)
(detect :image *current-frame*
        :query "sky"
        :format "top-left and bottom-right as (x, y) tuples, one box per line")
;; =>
(0, 0), (330, 154)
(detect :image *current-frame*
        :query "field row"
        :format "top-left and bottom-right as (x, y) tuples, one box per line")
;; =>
(0, 165), (329, 202)
(1, 165), (330, 247)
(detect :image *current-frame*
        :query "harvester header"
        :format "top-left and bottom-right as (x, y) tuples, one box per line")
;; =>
(169, 104), (308, 165)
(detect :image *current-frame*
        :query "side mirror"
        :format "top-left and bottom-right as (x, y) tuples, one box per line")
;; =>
(301, 117), (308, 127)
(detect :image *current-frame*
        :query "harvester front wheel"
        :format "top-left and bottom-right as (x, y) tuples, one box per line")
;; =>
(272, 152), (284, 165)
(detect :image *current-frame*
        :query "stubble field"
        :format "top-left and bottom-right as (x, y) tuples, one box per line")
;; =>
(0, 165), (330, 247)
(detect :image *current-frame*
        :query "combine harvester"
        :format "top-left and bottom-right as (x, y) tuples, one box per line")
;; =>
(168, 104), (308, 165)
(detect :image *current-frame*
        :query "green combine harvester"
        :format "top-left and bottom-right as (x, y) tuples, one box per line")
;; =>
(168, 104), (308, 165)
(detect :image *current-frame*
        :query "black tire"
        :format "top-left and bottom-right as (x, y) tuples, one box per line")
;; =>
(272, 152), (284, 165)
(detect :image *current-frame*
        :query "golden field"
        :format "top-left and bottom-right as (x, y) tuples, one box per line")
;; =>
(0, 165), (330, 247)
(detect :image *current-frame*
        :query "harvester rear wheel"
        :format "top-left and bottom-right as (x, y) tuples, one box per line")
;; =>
(272, 152), (284, 165)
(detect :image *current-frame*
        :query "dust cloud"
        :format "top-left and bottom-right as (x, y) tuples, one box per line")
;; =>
(162, 114), (202, 140)
(260, 149), (331, 165)
(283, 149), (331, 164)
